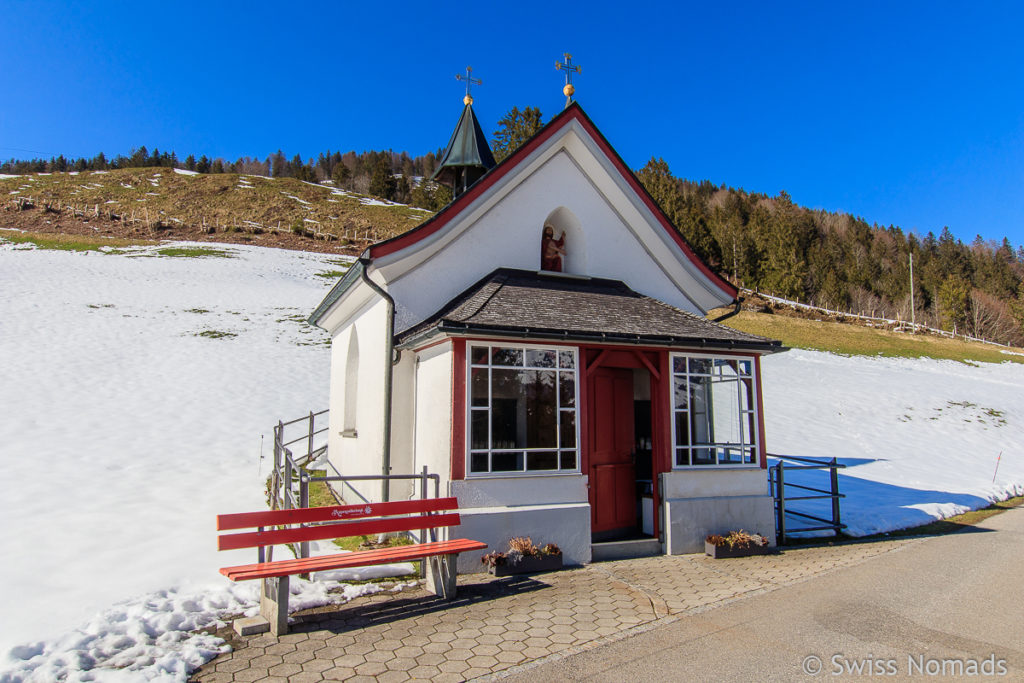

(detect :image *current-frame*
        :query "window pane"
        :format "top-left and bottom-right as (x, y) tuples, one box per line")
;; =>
(559, 373), (575, 407)
(491, 347), (523, 366)
(744, 448), (757, 464)
(490, 369), (557, 448)
(692, 448), (715, 465)
(741, 411), (754, 445)
(470, 346), (489, 365)
(689, 358), (712, 375)
(471, 410), (489, 450)
(558, 351), (575, 369)
(470, 368), (488, 407)
(525, 349), (556, 368)
(470, 452), (488, 473)
(714, 359), (739, 378)
(738, 360), (752, 376)
(673, 376), (688, 408)
(710, 377), (741, 444)
(673, 356), (686, 374)
(720, 448), (743, 464)
(492, 451), (524, 472)
(560, 450), (576, 469)
(689, 378), (711, 445)
(674, 412), (689, 446)
(560, 409), (576, 448)
(676, 448), (690, 467)
(740, 378), (754, 410)
(526, 451), (559, 470)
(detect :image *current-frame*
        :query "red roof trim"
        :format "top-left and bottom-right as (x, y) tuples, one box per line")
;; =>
(369, 103), (737, 300)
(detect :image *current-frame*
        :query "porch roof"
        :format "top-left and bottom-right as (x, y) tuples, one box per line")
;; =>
(395, 268), (783, 352)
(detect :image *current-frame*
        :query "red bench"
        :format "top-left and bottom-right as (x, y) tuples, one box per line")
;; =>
(217, 497), (486, 635)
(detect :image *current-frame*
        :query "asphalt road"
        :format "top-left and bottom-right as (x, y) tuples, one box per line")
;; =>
(500, 506), (1024, 681)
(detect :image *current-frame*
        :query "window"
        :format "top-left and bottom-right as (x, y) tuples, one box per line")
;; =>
(671, 354), (758, 467)
(468, 344), (579, 475)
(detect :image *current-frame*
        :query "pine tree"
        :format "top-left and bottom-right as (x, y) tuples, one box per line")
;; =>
(368, 155), (396, 200)
(491, 106), (543, 162)
(332, 162), (351, 188)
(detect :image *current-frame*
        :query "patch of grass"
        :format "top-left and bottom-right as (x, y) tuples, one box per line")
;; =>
(719, 310), (1024, 365)
(196, 330), (236, 339)
(871, 495), (1024, 538)
(156, 246), (232, 258)
(86, 303), (115, 309)
(315, 269), (349, 280)
(0, 228), (153, 252)
(185, 308), (210, 314)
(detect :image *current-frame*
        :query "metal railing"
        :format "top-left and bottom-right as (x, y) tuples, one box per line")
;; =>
(769, 454), (846, 544)
(270, 409), (330, 512)
(268, 410), (442, 572)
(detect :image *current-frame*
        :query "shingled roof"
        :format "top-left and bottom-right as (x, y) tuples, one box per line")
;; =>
(396, 269), (783, 352)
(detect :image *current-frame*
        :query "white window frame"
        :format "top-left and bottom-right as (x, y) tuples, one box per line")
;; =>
(466, 341), (581, 478)
(669, 352), (760, 469)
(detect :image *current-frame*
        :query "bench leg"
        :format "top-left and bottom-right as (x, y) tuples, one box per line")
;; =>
(425, 554), (457, 600)
(260, 575), (290, 636)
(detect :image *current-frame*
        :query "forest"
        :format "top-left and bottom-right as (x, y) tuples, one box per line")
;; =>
(3, 106), (1023, 345)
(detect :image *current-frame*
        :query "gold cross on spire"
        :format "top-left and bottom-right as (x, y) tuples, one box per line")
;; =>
(455, 66), (482, 105)
(556, 53), (582, 108)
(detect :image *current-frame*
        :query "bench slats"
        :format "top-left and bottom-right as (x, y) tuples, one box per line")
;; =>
(217, 497), (460, 531)
(217, 512), (462, 551)
(220, 538), (488, 581)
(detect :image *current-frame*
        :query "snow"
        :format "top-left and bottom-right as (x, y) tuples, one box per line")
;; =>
(0, 174), (21, 179)
(1, 236), (1022, 679)
(0, 240), (426, 681)
(762, 350), (1024, 537)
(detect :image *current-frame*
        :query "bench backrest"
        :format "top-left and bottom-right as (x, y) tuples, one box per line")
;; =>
(217, 497), (461, 552)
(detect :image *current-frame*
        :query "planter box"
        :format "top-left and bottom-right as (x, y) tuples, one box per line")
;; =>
(705, 540), (773, 559)
(487, 553), (563, 576)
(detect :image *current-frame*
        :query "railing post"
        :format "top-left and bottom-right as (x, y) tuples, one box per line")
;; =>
(271, 422), (282, 510)
(830, 457), (841, 536)
(420, 465), (429, 578)
(776, 462), (786, 545)
(299, 472), (310, 559)
(307, 411), (315, 463)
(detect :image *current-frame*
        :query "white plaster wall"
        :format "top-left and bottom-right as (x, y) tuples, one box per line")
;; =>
(388, 352), (417, 500)
(325, 298), (391, 504)
(663, 495), (776, 554)
(451, 503), (592, 573)
(378, 135), (727, 334)
(661, 468), (770, 499)
(451, 475), (588, 507)
(412, 343), (453, 487)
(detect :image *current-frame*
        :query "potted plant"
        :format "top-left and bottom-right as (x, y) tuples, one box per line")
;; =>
(705, 530), (772, 559)
(481, 537), (563, 576)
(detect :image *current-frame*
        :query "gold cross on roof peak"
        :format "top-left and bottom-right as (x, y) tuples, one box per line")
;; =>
(556, 53), (582, 108)
(455, 66), (482, 105)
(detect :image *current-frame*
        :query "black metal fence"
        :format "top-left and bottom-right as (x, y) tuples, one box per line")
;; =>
(769, 454), (846, 544)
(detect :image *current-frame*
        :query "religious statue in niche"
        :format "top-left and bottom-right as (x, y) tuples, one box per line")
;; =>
(541, 225), (566, 272)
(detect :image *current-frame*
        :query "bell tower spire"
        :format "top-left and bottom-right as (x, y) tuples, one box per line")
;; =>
(432, 66), (497, 198)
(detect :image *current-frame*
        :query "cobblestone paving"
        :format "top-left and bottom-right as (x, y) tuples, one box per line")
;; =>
(191, 538), (915, 682)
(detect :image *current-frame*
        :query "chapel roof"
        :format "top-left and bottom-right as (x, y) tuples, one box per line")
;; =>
(395, 268), (782, 352)
(431, 103), (496, 186)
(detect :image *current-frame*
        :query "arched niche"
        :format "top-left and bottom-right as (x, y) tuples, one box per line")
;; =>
(343, 327), (359, 436)
(541, 206), (587, 275)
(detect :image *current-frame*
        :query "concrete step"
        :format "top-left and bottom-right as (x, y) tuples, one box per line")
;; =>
(591, 537), (662, 562)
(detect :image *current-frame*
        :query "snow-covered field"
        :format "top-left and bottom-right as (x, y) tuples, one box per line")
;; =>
(0, 238), (1021, 680)
(762, 350), (1024, 536)
(0, 241), (414, 682)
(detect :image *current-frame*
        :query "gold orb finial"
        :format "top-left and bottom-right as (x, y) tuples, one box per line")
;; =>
(464, 94), (474, 105)
(563, 83), (575, 98)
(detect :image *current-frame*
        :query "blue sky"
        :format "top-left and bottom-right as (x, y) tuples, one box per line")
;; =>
(2, 1), (1022, 248)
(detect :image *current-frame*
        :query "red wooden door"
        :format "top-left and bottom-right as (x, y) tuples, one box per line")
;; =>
(589, 367), (636, 534)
